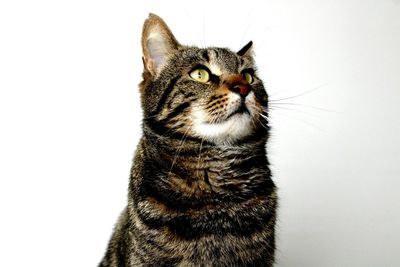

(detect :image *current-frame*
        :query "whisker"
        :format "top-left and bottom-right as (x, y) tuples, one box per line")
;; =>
(268, 109), (325, 132)
(142, 114), (159, 121)
(259, 113), (269, 120)
(269, 88), (292, 98)
(164, 126), (186, 138)
(168, 126), (192, 177)
(209, 110), (224, 124)
(196, 137), (205, 178)
(269, 83), (329, 102)
(256, 114), (269, 131)
(268, 102), (339, 113)
(267, 105), (321, 118)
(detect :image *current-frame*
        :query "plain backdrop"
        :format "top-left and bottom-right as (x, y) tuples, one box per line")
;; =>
(1, 0), (399, 266)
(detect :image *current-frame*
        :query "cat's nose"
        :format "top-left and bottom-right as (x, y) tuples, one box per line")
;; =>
(230, 84), (251, 98)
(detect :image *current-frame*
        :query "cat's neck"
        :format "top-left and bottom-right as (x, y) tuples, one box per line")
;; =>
(143, 125), (267, 167)
(136, 126), (271, 206)
(141, 125), (269, 181)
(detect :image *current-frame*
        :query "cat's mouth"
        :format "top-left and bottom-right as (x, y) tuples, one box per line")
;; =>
(190, 103), (255, 143)
(225, 102), (251, 120)
(210, 102), (251, 124)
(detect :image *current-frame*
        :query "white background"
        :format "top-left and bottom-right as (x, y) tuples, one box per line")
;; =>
(1, 0), (399, 266)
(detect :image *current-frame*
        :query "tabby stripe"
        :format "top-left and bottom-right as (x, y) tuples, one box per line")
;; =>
(160, 102), (191, 123)
(207, 98), (225, 108)
(167, 90), (195, 109)
(201, 50), (210, 62)
(209, 94), (224, 102)
(155, 76), (180, 114)
(135, 231), (167, 263)
(139, 172), (275, 211)
(136, 202), (274, 240)
(208, 104), (223, 114)
(234, 155), (267, 172)
(145, 118), (205, 143)
(212, 49), (219, 58)
(131, 228), (169, 255)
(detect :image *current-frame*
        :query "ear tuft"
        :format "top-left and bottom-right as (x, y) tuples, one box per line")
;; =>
(237, 41), (253, 57)
(141, 14), (180, 76)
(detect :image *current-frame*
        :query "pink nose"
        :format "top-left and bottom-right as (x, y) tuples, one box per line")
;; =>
(230, 84), (251, 97)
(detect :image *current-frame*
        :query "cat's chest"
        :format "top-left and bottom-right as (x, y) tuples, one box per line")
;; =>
(132, 222), (272, 266)
(167, 167), (244, 196)
(164, 156), (265, 197)
(135, 189), (275, 240)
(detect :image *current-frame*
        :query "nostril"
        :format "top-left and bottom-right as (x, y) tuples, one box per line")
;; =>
(230, 85), (250, 97)
(231, 86), (241, 94)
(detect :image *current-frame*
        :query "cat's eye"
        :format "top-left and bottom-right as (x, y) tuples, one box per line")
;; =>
(189, 68), (210, 83)
(243, 72), (254, 84)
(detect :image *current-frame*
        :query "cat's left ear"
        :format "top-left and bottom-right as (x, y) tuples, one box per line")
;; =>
(237, 41), (253, 57)
(141, 14), (181, 76)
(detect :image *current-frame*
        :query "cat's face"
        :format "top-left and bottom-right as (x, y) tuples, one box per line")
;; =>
(140, 14), (268, 144)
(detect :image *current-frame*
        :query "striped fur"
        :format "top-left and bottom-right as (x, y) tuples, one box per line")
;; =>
(99, 14), (277, 267)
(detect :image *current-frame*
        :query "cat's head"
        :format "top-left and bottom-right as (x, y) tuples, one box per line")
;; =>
(140, 14), (268, 145)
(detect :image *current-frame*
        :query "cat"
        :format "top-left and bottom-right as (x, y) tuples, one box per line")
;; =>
(99, 13), (277, 267)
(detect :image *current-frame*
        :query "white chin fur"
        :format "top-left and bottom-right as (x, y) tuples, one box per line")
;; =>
(190, 104), (255, 144)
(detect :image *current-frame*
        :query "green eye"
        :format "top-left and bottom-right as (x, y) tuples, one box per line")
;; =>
(190, 68), (210, 83)
(243, 72), (254, 84)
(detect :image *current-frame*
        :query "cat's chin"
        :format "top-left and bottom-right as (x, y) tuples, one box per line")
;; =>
(190, 109), (254, 144)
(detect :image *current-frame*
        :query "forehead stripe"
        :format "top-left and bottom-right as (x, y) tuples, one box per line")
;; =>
(201, 50), (210, 62)
(154, 75), (180, 115)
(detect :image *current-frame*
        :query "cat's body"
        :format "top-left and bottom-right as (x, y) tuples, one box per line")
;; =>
(100, 14), (277, 267)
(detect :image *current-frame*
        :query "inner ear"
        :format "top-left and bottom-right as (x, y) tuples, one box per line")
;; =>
(141, 14), (181, 76)
(237, 41), (253, 57)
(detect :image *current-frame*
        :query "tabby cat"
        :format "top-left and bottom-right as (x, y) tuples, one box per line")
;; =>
(99, 14), (277, 267)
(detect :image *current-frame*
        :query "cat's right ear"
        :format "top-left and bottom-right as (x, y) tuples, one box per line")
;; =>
(237, 41), (253, 57)
(141, 14), (181, 76)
